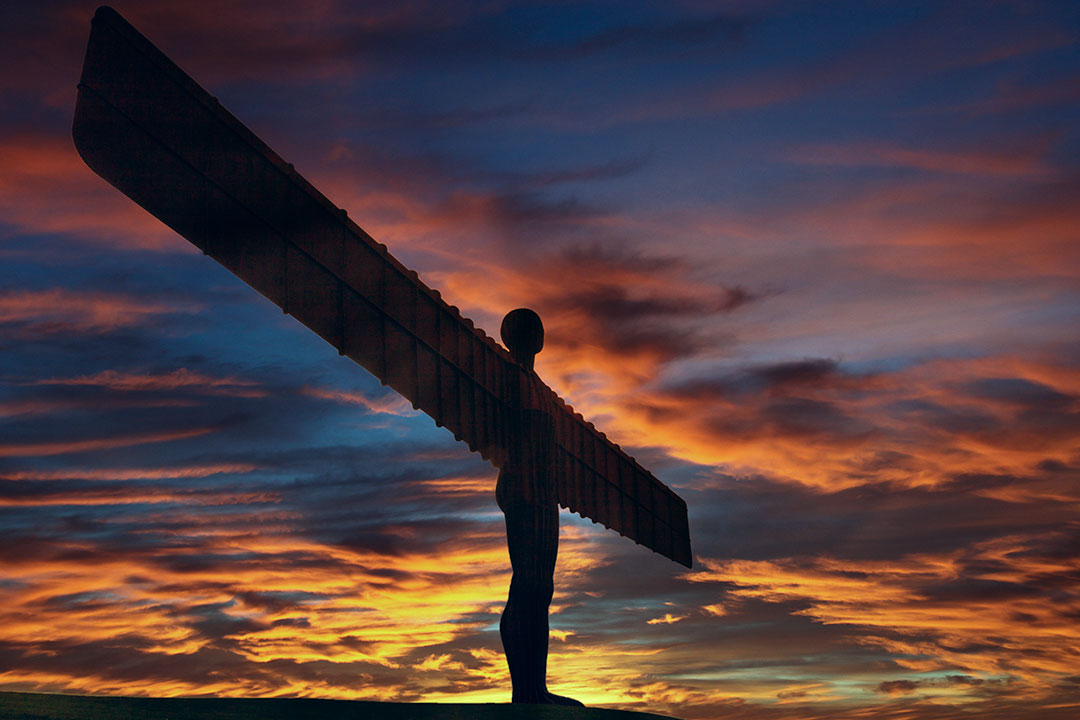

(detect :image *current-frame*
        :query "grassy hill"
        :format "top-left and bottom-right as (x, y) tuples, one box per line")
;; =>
(0, 692), (679, 720)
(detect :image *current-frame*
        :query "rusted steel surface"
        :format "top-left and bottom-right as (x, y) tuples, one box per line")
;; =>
(72, 6), (691, 568)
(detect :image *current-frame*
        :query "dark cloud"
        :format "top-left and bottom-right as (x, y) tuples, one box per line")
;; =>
(553, 284), (748, 324)
(336, 517), (501, 559)
(666, 358), (862, 401)
(759, 396), (872, 442)
(964, 377), (1073, 409)
(530, 244), (759, 366)
(448, 190), (601, 231)
(876, 679), (920, 694)
(688, 471), (1080, 562)
(751, 359), (841, 389)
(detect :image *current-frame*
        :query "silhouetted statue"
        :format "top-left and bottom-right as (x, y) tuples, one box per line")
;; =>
(497, 309), (581, 705)
(73, 6), (691, 705)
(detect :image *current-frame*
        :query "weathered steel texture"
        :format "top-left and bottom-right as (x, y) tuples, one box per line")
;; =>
(71, 6), (509, 470)
(544, 387), (692, 568)
(72, 6), (692, 568)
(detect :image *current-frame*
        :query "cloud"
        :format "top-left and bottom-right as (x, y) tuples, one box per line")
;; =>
(646, 613), (687, 625)
(785, 138), (1055, 177)
(602, 354), (1080, 491)
(0, 494), (513, 698)
(28, 369), (265, 397)
(0, 482), (278, 507)
(876, 679), (919, 695)
(739, 163), (1080, 283)
(424, 242), (761, 403)
(686, 527), (1080, 691)
(0, 288), (201, 335)
(875, 674), (993, 695)
(0, 426), (218, 458)
(0, 465), (258, 481)
(0, 396), (200, 419)
(300, 386), (415, 416)
(0, 135), (182, 250)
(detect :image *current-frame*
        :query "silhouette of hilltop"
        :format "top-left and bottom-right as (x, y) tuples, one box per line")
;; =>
(0, 691), (682, 720)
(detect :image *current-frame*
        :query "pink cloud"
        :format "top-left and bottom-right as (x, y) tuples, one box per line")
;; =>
(0, 427), (218, 458)
(0, 288), (200, 333)
(0, 135), (183, 251)
(0, 464), (258, 481)
(0, 488), (278, 507)
(785, 138), (1055, 177)
(29, 369), (265, 398)
(301, 386), (414, 415)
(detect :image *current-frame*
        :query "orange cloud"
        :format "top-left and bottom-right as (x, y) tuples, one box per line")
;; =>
(0, 464), (257, 481)
(0, 488), (279, 507)
(0, 288), (200, 333)
(0, 135), (181, 250)
(0, 520), (511, 699)
(0, 485), (675, 707)
(574, 354), (1080, 493)
(786, 138), (1055, 177)
(300, 386), (414, 415)
(0, 396), (201, 418)
(30, 369), (266, 398)
(0, 426), (217, 458)
(646, 613), (687, 625)
(686, 531), (1080, 690)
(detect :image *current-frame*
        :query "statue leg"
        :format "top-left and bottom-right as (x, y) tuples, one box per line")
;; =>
(500, 499), (580, 704)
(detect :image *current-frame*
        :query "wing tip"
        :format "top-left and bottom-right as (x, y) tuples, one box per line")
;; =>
(93, 5), (121, 23)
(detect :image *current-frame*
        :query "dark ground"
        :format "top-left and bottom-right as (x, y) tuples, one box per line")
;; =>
(0, 692), (679, 720)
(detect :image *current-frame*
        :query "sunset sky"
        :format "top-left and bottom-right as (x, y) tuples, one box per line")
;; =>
(1, 1), (1078, 718)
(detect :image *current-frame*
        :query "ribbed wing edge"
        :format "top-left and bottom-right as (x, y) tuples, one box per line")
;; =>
(546, 387), (692, 568)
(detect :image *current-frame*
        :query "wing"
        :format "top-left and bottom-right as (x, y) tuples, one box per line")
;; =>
(547, 387), (692, 568)
(71, 6), (512, 466)
(72, 5), (691, 567)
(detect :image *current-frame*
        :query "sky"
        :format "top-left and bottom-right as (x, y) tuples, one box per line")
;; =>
(1, 1), (1078, 718)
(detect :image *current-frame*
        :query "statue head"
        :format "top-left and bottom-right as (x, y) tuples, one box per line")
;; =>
(501, 308), (544, 369)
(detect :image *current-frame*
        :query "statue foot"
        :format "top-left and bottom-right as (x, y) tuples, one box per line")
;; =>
(545, 691), (584, 706)
(511, 689), (584, 706)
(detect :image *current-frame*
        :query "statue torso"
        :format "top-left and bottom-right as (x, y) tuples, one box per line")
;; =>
(496, 367), (556, 510)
